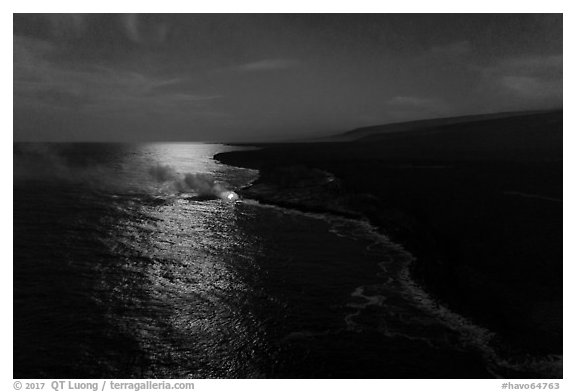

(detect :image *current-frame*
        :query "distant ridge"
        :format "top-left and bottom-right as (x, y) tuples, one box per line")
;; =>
(328, 109), (562, 142)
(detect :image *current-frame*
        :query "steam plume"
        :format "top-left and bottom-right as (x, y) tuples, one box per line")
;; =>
(148, 164), (239, 201)
(14, 146), (239, 201)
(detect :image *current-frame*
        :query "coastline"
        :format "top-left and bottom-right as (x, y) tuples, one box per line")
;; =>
(213, 112), (562, 365)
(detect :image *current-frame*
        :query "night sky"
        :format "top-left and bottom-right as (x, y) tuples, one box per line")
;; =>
(13, 14), (562, 142)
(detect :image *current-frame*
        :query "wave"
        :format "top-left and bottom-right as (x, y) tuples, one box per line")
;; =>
(241, 198), (562, 378)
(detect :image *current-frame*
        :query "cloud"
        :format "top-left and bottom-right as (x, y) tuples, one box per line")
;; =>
(499, 55), (562, 70)
(384, 96), (451, 121)
(13, 35), (221, 118)
(235, 59), (302, 72)
(43, 14), (88, 39)
(13, 35), (54, 76)
(428, 41), (472, 58)
(387, 96), (450, 112)
(499, 76), (559, 98)
(121, 14), (170, 45)
(123, 14), (140, 43)
(480, 54), (562, 101)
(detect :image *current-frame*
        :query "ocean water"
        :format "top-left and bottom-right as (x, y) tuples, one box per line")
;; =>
(13, 143), (561, 379)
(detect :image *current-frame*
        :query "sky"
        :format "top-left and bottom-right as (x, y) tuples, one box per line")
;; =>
(13, 14), (563, 142)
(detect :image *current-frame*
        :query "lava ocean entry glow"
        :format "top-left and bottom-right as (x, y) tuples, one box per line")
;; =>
(220, 191), (240, 202)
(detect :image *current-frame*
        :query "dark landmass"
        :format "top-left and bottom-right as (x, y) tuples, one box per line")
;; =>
(215, 110), (563, 359)
(330, 110), (553, 142)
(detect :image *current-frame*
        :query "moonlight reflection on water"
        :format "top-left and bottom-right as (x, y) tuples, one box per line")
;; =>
(13, 143), (561, 378)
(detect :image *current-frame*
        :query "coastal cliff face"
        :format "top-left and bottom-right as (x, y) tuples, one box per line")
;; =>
(214, 110), (563, 359)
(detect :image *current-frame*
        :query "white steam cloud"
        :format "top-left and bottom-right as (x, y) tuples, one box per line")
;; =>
(14, 145), (239, 202)
(148, 164), (239, 201)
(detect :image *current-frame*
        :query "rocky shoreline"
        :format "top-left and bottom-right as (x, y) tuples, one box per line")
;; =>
(214, 133), (562, 364)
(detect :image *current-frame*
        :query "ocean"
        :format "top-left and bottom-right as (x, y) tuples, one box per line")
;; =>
(13, 143), (560, 378)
